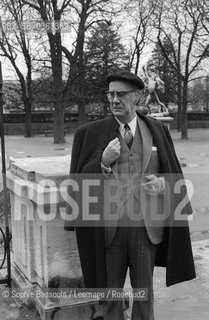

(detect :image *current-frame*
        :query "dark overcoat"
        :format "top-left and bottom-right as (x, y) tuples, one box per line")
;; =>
(65, 111), (196, 288)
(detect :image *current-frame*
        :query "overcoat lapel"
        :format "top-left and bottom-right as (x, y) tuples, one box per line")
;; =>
(136, 111), (169, 172)
(107, 116), (120, 180)
(138, 117), (153, 175)
(97, 115), (120, 179)
(102, 115), (120, 147)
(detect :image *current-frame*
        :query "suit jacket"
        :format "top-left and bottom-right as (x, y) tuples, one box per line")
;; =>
(65, 111), (196, 288)
(104, 116), (165, 247)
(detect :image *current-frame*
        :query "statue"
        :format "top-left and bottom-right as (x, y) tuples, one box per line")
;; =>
(142, 65), (169, 117)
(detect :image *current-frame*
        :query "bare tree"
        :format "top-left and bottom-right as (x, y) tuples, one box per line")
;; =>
(154, 0), (209, 139)
(123, 0), (157, 74)
(61, 0), (120, 125)
(0, 0), (37, 137)
(199, 0), (209, 58)
(22, 0), (119, 143)
(22, 0), (73, 143)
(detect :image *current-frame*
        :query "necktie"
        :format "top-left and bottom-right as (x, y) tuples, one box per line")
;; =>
(124, 123), (133, 149)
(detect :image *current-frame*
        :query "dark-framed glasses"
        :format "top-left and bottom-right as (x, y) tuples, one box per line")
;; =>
(106, 90), (136, 101)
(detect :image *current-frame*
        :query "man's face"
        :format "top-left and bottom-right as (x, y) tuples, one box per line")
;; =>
(107, 81), (140, 123)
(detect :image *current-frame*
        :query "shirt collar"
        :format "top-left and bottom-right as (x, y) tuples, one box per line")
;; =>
(115, 115), (137, 136)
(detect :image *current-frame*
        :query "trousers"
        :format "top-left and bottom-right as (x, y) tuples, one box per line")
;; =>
(103, 227), (157, 320)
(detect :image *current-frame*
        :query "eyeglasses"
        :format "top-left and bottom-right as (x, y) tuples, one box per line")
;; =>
(106, 90), (136, 101)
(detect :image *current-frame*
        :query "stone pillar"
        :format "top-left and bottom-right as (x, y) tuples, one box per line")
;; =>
(7, 156), (100, 320)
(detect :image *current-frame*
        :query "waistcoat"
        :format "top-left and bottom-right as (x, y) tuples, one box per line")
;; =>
(117, 123), (144, 225)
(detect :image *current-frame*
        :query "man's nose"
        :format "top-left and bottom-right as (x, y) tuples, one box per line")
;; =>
(112, 93), (120, 103)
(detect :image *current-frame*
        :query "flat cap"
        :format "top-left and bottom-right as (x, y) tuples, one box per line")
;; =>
(106, 70), (145, 90)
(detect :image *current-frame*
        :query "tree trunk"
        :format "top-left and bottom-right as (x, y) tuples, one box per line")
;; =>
(181, 81), (188, 139)
(24, 103), (32, 137)
(177, 79), (182, 131)
(53, 77), (65, 144)
(135, 49), (140, 75)
(23, 80), (32, 137)
(79, 100), (86, 125)
(206, 75), (209, 112)
(54, 99), (65, 144)
(50, 40), (64, 144)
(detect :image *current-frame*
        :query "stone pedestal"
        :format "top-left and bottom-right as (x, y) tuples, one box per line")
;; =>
(7, 156), (99, 320)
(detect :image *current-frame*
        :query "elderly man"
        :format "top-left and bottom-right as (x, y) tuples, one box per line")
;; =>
(65, 70), (195, 320)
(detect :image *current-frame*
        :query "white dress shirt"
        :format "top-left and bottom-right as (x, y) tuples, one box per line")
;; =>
(116, 115), (137, 138)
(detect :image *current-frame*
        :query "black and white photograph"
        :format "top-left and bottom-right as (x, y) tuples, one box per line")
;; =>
(0, 0), (208, 319)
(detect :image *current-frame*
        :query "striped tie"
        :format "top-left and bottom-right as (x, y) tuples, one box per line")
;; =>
(124, 123), (133, 149)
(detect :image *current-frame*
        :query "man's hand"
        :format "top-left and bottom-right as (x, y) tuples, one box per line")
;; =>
(141, 175), (164, 195)
(101, 138), (121, 167)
